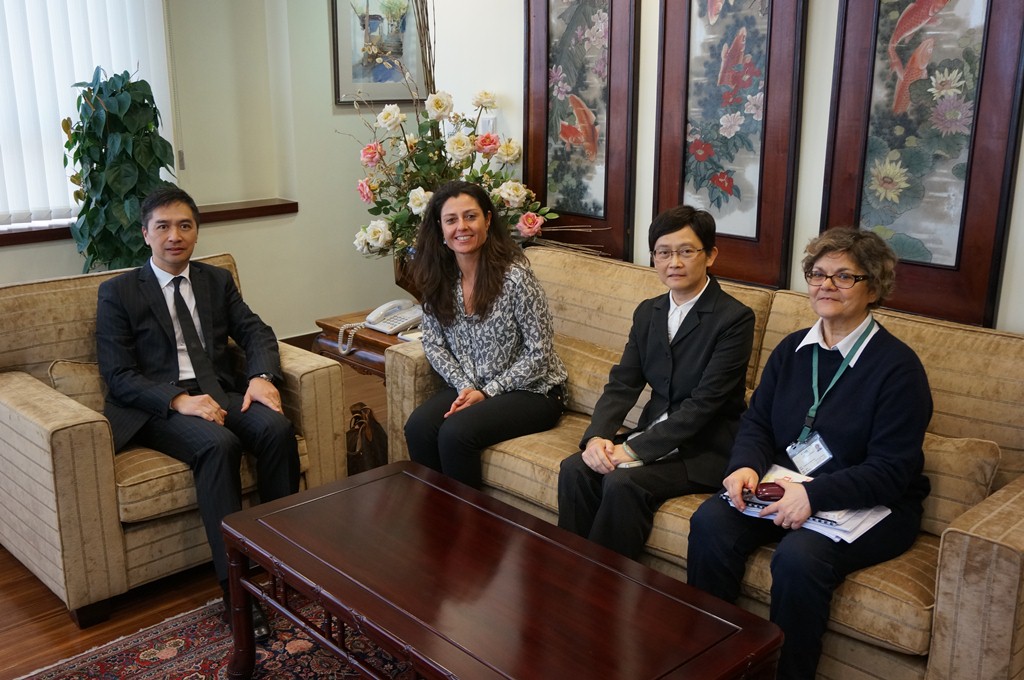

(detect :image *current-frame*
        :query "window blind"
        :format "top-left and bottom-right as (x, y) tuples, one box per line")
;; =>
(0, 0), (172, 227)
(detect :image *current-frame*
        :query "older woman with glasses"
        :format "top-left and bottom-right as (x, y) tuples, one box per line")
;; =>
(687, 227), (932, 680)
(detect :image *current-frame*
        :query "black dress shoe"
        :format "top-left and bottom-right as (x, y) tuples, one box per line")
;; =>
(221, 595), (272, 643)
(251, 601), (271, 643)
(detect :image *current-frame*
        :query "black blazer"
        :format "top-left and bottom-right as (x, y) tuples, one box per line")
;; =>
(580, 276), (755, 487)
(96, 260), (282, 451)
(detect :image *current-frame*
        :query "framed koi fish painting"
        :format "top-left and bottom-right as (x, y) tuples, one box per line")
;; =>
(653, 0), (805, 287)
(524, 0), (640, 260)
(823, 0), (1024, 326)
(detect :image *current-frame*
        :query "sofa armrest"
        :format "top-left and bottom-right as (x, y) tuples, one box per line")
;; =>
(930, 473), (1024, 679)
(0, 371), (127, 611)
(277, 342), (347, 487)
(384, 342), (445, 463)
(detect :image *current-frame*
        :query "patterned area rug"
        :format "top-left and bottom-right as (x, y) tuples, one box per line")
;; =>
(18, 599), (412, 679)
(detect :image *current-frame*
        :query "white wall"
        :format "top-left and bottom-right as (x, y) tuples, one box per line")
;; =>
(1, 0), (1021, 335)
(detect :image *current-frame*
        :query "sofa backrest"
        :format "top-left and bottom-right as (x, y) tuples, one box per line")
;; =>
(0, 253), (239, 383)
(761, 290), (1024, 490)
(526, 247), (775, 422)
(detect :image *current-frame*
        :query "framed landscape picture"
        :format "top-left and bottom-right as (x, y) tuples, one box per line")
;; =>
(332, 0), (427, 104)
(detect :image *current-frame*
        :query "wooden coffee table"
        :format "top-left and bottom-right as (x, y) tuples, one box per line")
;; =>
(223, 462), (782, 679)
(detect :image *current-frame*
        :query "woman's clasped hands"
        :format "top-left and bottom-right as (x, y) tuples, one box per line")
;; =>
(443, 387), (487, 418)
(723, 466), (813, 530)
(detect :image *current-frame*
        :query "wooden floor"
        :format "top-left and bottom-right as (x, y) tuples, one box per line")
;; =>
(0, 545), (221, 679)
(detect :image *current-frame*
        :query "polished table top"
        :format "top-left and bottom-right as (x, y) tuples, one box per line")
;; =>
(224, 462), (781, 678)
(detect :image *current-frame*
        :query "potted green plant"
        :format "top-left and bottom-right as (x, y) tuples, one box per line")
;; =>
(62, 66), (175, 272)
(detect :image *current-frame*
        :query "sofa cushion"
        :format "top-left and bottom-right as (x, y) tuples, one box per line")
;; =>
(920, 432), (1000, 537)
(48, 359), (106, 412)
(114, 439), (310, 523)
(482, 412), (591, 513)
(553, 333), (648, 427)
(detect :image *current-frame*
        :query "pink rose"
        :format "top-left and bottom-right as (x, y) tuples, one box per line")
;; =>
(475, 132), (501, 158)
(516, 212), (545, 238)
(357, 178), (374, 204)
(360, 142), (384, 167)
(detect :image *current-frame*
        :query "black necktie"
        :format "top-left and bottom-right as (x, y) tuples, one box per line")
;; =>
(173, 276), (229, 407)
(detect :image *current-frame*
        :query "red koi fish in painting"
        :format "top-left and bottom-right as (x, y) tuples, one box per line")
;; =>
(888, 0), (949, 76)
(893, 37), (934, 114)
(708, 0), (724, 25)
(717, 27), (747, 89)
(558, 94), (599, 162)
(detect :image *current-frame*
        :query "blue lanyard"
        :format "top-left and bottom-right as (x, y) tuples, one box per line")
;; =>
(798, 319), (875, 443)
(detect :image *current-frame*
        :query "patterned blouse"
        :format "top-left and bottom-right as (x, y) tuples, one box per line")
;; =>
(421, 262), (568, 398)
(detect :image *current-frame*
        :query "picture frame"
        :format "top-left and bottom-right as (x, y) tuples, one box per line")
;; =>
(331, 0), (427, 105)
(523, 0), (640, 261)
(822, 0), (1024, 326)
(653, 0), (805, 288)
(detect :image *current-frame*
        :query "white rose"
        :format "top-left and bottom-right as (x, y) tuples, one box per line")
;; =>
(404, 133), (420, 152)
(425, 91), (454, 121)
(445, 131), (475, 163)
(494, 138), (522, 164)
(364, 219), (393, 250)
(353, 229), (372, 255)
(497, 180), (531, 208)
(408, 187), (433, 216)
(376, 104), (406, 131)
(471, 90), (497, 109)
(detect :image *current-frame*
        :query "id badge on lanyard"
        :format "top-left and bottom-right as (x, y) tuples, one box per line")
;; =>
(789, 319), (875, 475)
(787, 432), (832, 475)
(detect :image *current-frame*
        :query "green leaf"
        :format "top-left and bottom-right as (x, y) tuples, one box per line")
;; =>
(123, 101), (153, 134)
(104, 158), (139, 197)
(151, 134), (174, 168)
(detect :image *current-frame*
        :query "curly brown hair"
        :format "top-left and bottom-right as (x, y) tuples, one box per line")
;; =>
(412, 181), (526, 326)
(802, 227), (897, 308)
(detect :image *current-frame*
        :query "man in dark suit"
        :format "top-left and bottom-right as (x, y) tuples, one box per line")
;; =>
(96, 186), (298, 641)
(557, 205), (755, 559)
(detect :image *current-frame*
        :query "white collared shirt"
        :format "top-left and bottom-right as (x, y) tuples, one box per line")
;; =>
(796, 313), (878, 366)
(150, 259), (204, 380)
(667, 276), (709, 342)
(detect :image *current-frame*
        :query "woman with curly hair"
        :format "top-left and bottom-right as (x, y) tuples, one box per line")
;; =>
(404, 181), (567, 488)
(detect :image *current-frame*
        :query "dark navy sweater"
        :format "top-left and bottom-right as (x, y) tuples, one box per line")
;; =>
(727, 323), (932, 514)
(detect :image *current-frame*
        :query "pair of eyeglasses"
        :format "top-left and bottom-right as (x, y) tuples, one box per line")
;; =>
(804, 271), (869, 289)
(651, 247), (705, 262)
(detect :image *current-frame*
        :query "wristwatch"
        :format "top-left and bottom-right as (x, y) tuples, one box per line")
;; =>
(251, 372), (275, 384)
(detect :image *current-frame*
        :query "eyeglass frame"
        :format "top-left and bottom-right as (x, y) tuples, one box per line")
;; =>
(650, 246), (708, 262)
(804, 270), (870, 289)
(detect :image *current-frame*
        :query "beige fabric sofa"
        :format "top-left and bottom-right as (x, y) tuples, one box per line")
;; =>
(386, 247), (1024, 680)
(0, 253), (347, 626)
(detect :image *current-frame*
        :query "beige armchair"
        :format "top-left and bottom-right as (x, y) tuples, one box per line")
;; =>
(0, 254), (346, 626)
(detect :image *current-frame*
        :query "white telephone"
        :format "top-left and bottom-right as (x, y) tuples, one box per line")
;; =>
(364, 298), (423, 334)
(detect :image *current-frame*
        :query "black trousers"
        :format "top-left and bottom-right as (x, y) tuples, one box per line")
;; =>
(687, 494), (921, 680)
(132, 390), (300, 582)
(557, 451), (714, 559)
(404, 386), (564, 488)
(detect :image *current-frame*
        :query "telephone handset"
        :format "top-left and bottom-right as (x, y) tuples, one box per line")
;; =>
(364, 299), (423, 334)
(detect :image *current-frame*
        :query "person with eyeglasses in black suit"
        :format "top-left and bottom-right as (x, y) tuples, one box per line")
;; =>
(557, 204), (755, 560)
(687, 227), (932, 679)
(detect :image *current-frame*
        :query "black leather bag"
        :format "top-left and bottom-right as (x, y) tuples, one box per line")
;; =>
(346, 402), (388, 475)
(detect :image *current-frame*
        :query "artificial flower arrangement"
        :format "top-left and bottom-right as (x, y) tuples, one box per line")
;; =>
(352, 89), (559, 258)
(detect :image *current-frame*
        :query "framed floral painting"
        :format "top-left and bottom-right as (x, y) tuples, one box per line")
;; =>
(653, 0), (805, 287)
(822, 0), (1024, 326)
(524, 0), (640, 260)
(331, 0), (427, 105)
